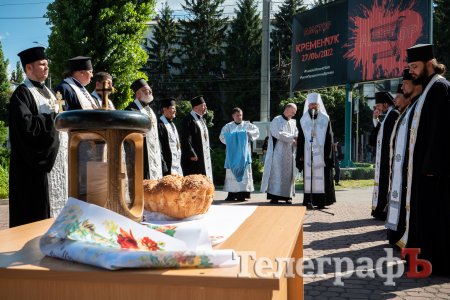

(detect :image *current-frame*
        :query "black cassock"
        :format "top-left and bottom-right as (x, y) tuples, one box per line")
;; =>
(296, 114), (336, 208)
(369, 108), (399, 220)
(180, 113), (207, 176)
(157, 118), (172, 176)
(406, 75), (450, 276)
(8, 81), (59, 227)
(387, 96), (419, 245)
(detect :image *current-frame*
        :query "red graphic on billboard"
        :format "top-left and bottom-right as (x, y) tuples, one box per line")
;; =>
(345, 0), (423, 81)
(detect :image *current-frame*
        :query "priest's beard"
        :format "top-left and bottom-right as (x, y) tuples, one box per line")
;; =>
(141, 94), (154, 104)
(412, 67), (428, 85)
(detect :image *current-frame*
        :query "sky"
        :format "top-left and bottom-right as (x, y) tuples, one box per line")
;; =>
(0, 0), (313, 76)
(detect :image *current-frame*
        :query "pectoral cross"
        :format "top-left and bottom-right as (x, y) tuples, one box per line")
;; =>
(95, 80), (115, 110)
(55, 91), (65, 113)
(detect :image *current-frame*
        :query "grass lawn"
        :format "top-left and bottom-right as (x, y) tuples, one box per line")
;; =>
(216, 179), (374, 191)
(295, 179), (373, 191)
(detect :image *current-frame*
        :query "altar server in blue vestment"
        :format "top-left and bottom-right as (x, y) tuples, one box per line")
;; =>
(260, 103), (298, 204)
(220, 108), (260, 201)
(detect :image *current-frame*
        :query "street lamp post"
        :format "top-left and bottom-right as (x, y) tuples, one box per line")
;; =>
(33, 41), (51, 89)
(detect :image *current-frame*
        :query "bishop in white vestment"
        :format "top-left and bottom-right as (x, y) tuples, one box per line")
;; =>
(220, 108), (259, 201)
(260, 103), (298, 204)
(296, 93), (336, 209)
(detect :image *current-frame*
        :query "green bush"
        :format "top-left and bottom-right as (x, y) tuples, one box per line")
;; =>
(251, 157), (264, 183)
(353, 162), (373, 168)
(0, 165), (8, 199)
(211, 148), (226, 185)
(340, 167), (374, 180)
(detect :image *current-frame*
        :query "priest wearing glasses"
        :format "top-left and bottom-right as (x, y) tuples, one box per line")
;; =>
(8, 46), (68, 227)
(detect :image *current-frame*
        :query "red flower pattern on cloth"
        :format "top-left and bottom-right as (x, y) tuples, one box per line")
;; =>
(117, 228), (139, 249)
(141, 237), (161, 251)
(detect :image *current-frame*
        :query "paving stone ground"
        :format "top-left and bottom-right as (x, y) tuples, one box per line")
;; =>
(1, 187), (449, 299)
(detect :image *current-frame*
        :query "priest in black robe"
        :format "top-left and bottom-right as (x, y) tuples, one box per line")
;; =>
(369, 92), (399, 220)
(180, 96), (213, 181)
(401, 44), (450, 276)
(296, 93), (336, 208)
(8, 47), (60, 227)
(386, 69), (422, 246)
(55, 56), (99, 110)
(124, 79), (163, 180)
(157, 98), (183, 176)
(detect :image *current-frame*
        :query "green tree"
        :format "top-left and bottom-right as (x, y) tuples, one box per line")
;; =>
(46, 0), (156, 108)
(0, 41), (10, 123)
(271, 0), (307, 115)
(14, 61), (24, 84)
(434, 0), (450, 74)
(176, 0), (227, 97)
(144, 2), (178, 97)
(224, 0), (261, 122)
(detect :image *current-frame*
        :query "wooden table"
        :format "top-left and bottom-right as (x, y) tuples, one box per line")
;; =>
(0, 206), (305, 300)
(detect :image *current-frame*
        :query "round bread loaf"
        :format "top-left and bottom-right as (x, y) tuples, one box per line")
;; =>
(143, 174), (214, 219)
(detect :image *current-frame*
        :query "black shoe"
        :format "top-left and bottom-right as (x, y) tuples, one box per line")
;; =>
(286, 199), (292, 204)
(304, 203), (314, 210)
(224, 198), (235, 201)
(270, 199), (279, 204)
(236, 198), (247, 202)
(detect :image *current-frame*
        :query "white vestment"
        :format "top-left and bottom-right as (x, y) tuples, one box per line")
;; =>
(25, 78), (68, 217)
(160, 115), (183, 176)
(260, 116), (298, 198)
(220, 121), (260, 192)
(300, 111), (329, 193)
(135, 99), (163, 180)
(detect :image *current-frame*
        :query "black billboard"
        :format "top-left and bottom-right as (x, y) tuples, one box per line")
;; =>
(291, 0), (432, 91)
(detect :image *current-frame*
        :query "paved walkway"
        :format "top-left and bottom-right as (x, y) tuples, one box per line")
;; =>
(1, 188), (449, 299)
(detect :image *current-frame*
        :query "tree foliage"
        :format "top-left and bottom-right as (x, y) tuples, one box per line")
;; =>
(144, 2), (178, 98)
(434, 0), (450, 74)
(46, 0), (156, 108)
(176, 0), (228, 96)
(224, 0), (262, 122)
(0, 42), (10, 123)
(14, 61), (24, 84)
(270, 0), (307, 112)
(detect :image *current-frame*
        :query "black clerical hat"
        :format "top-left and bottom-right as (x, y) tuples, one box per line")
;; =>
(18, 47), (46, 68)
(375, 92), (394, 105)
(402, 68), (413, 80)
(131, 78), (149, 93)
(407, 44), (434, 63)
(160, 97), (177, 108)
(69, 56), (93, 72)
(396, 84), (403, 94)
(190, 95), (205, 107)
